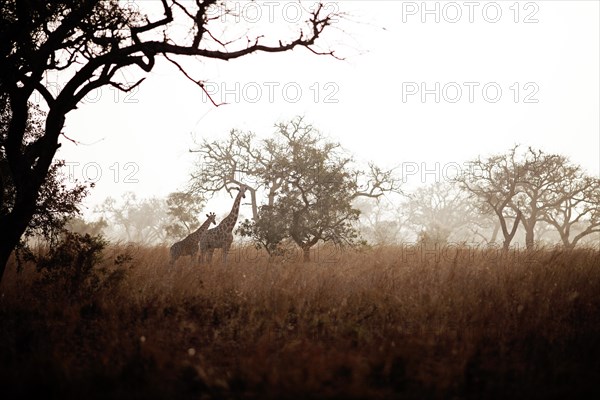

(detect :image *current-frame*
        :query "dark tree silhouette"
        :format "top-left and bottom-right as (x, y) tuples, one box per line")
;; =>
(0, 0), (339, 278)
(1, 96), (90, 251)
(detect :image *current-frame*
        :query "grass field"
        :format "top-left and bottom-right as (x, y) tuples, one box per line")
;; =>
(1, 244), (599, 399)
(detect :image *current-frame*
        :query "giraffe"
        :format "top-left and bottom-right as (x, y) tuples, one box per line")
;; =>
(169, 212), (217, 265)
(198, 185), (247, 265)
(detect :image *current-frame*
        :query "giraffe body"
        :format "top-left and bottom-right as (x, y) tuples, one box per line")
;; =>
(199, 186), (247, 264)
(169, 213), (217, 264)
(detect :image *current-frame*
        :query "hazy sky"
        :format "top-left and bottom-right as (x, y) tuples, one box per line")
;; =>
(52, 1), (599, 218)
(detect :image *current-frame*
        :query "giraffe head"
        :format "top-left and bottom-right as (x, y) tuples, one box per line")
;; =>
(206, 212), (217, 226)
(236, 184), (248, 199)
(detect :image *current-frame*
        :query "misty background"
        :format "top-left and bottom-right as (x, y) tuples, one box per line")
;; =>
(41, 1), (598, 248)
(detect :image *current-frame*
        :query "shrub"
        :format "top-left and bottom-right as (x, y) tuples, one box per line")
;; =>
(35, 232), (124, 302)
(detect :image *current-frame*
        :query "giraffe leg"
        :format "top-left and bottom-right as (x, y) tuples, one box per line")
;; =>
(223, 243), (232, 265)
(169, 247), (175, 265)
(207, 248), (214, 264)
(198, 249), (206, 264)
(198, 242), (208, 264)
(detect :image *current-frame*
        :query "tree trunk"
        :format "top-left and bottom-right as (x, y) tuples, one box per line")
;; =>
(499, 213), (521, 252)
(249, 188), (258, 220)
(522, 206), (538, 250)
(558, 230), (571, 248)
(302, 246), (311, 263)
(0, 235), (15, 282)
(525, 226), (535, 250)
(490, 223), (500, 243)
(1, 106), (63, 282)
(0, 210), (32, 281)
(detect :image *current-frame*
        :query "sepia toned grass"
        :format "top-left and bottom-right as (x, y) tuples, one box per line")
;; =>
(1, 244), (599, 399)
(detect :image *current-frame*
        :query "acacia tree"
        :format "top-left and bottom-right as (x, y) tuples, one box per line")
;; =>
(403, 181), (476, 245)
(0, 0), (339, 277)
(543, 174), (600, 249)
(460, 146), (600, 251)
(192, 117), (401, 261)
(268, 132), (363, 261)
(354, 197), (407, 246)
(457, 147), (523, 251)
(513, 148), (581, 249)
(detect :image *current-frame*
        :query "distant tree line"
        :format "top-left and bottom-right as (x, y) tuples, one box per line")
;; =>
(458, 146), (600, 250)
(5, 113), (599, 266)
(375, 146), (599, 251)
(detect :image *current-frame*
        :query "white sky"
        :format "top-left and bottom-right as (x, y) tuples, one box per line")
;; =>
(52, 1), (600, 218)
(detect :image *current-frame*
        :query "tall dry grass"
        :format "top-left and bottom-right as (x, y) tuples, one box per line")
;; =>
(1, 243), (599, 399)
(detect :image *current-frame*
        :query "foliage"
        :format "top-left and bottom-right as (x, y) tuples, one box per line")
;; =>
(1, 99), (90, 240)
(403, 181), (475, 245)
(1, 97), (90, 269)
(66, 215), (108, 237)
(354, 197), (407, 246)
(164, 191), (206, 240)
(96, 192), (170, 244)
(238, 207), (288, 257)
(92, 190), (208, 245)
(34, 232), (125, 302)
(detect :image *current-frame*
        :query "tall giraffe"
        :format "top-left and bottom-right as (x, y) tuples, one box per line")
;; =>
(169, 212), (217, 265)
(198, 185), (247, 264)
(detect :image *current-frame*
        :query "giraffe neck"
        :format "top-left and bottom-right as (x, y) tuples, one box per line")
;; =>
(219, 192), (243, 232)
(190, 218), (213, 239)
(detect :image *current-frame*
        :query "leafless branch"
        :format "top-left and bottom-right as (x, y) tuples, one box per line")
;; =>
(163, 53), (223, 107)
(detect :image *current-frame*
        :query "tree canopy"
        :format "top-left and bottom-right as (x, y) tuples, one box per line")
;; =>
(403, 181), (475, 246)
(458, 146), (600, 250)
(191, 117), (401, 261)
